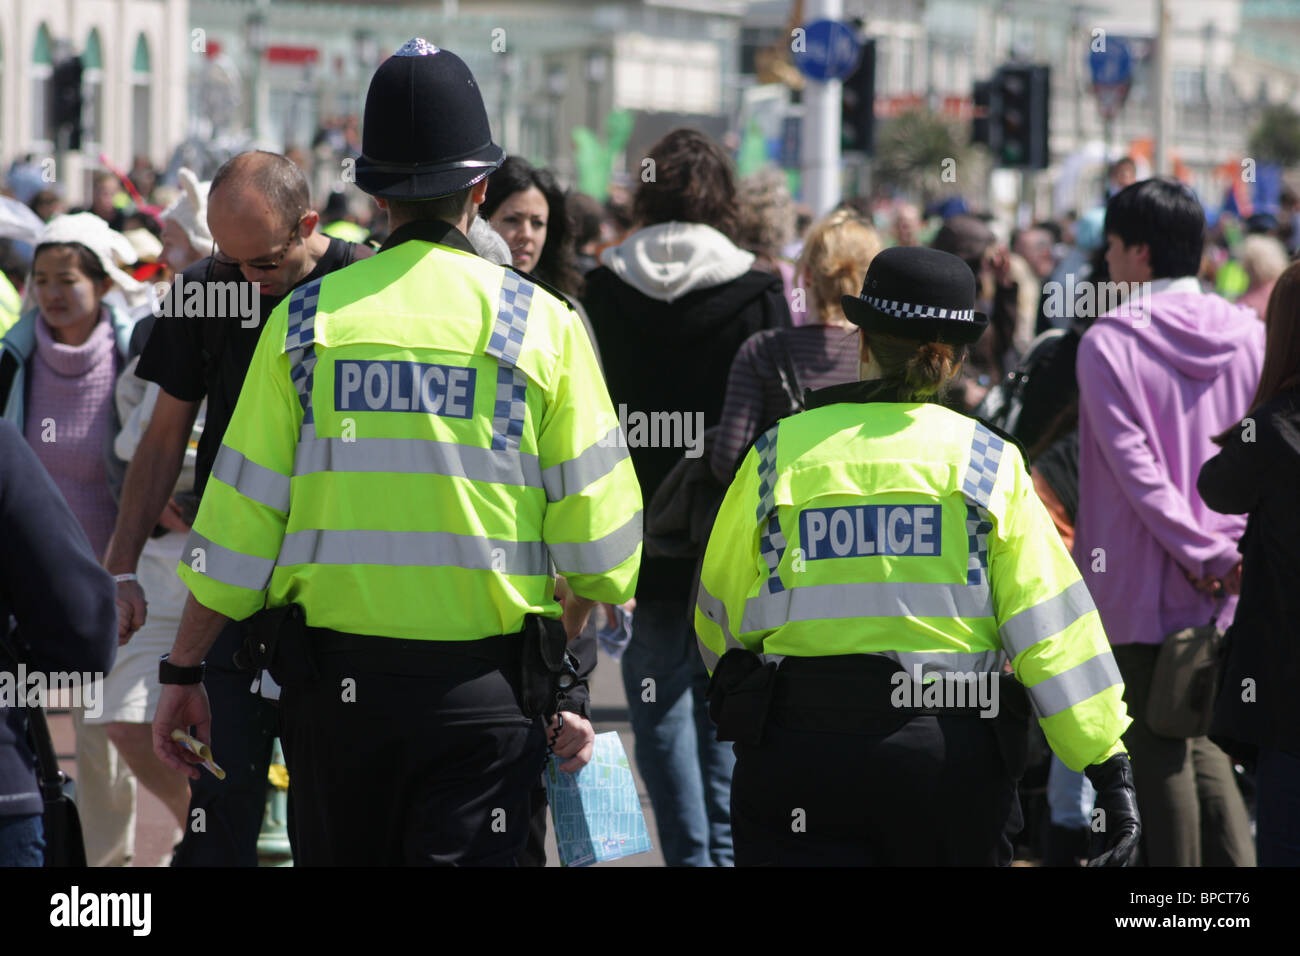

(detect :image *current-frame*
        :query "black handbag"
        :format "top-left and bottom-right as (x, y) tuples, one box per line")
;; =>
(0, 635), (87, 866)
(644, 334), (806, 560)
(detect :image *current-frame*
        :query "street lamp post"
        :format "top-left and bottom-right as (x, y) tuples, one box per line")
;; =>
(245, 11), (267, 142)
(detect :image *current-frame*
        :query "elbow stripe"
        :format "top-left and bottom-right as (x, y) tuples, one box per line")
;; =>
(541, 427), (628, 501)
(696, 580), (747, 671)
(211, 445), (291, 513)
(549, 510), (642, 576)
(182, 530), (274, 592)
(1026, 651), (1123, 718)
(999, 579), (1097, 660)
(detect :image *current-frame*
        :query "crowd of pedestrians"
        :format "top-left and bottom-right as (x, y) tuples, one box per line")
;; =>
(2, 120), (1298, 867)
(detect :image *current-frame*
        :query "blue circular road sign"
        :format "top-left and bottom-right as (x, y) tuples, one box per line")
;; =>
(794, 19), (863, 82)
(1089, 38), (1132, 86)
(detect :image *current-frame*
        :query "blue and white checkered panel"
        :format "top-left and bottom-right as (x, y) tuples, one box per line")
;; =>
(961, 423), (1005, 510)
(966, 503), (994, 586)
(284, 281), (323, 429)
(284, 280), (322, 352)
(486, 272), (534, 369)
(752, 424), (780, 523)
(491, 365), (528, 451)
(289, 349), (318, 425)
(760, 514), (787, 594)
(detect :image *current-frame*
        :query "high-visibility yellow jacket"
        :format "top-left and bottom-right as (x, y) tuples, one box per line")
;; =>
(695, 380), (1130, 771)
(179, 223), (642, 641)
(0, 273), (21, 335)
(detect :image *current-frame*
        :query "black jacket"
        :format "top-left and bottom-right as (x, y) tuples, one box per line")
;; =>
(1, 419), (118, 817)
(583, 262), (790, 602)
(1197, 386), (1300, 759)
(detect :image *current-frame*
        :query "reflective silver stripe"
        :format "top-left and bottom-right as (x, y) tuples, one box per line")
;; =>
(697, 636), (720, 671)
(211, 445), (291, 513)
(293, 436), (543, 489)
(999, 579), (1097, 660)
(1025, 651), (1123, 718)
(541, 428), (629, 502)
(741, 581), (993, 633)
(874, 649), (1004, 678)
(275, 528), (551, 575)
(696, 581), (746, 651)
(182, 531), (274, 592)
(548, 510), (642, 575)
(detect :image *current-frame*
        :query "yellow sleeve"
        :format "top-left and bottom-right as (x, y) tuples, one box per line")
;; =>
(991, 445), (1132, 771)
(537, 299), (642, 604)
(177, 300), (300, 621)
(695, 442), (768, 674)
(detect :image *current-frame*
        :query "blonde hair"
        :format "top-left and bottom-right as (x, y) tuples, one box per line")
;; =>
(1241, 234), (1290, 286)
(796, 209), (883, 325)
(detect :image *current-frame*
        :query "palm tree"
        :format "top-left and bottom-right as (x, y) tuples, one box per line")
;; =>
(873, 109), (973, 204)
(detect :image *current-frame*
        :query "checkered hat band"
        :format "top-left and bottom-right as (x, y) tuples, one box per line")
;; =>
(862, 295), (976, 322)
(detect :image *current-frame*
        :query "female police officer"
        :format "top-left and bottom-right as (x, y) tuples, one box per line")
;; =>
(694, 246), (1140, 866)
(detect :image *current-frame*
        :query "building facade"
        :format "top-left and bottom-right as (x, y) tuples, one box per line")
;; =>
(0, 0), (190, 205)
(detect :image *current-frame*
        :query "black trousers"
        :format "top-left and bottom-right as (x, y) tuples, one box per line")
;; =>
(277, 632), (546, 866)
(719, 654), (1023, 867)
(172, 621), (278, 867)
(732, 714), (1020, 866)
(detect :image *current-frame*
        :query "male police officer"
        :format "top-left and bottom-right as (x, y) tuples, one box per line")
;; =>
(152, 39), (642, 865)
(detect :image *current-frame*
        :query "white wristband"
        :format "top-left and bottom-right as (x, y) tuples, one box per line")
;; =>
(112, 573), (138, 583)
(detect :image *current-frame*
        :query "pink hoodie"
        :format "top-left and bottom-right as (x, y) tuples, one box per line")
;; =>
(1072, 280), (1264, 646)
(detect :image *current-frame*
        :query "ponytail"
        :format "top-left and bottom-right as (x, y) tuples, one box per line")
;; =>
(865, 333), (963, 402)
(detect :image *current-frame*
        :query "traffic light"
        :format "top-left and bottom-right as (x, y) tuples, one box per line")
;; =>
(51, 56), (84, 151)
(994, 64), (1049, 169)
(841, 37), (876, 155)
(971, 79), (997, 150)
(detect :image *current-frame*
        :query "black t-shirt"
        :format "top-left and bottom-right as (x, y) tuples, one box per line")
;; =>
(136, 237), (366, 495)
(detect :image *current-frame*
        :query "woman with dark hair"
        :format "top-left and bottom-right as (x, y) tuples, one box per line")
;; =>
(697, 246), (1138, 867)
(581, 127), (790, 867)
(1199, 259), (1300, 866)
(481, 156), (583, 299)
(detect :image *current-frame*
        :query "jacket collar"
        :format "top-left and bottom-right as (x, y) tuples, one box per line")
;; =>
(379, 219), (476, 256)
(805, 378), (916, 409)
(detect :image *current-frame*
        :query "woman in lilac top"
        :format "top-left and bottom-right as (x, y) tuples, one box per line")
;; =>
(710, 208), (882, 481)
(0, 241), (134, 558)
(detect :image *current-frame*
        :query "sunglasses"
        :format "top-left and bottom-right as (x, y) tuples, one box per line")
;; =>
(212, 214), (307, 272)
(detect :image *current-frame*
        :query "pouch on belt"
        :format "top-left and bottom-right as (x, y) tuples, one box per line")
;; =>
(237, 604), (312, 689)
(519, 613), (580, 720)
(707, 648), (778, 746)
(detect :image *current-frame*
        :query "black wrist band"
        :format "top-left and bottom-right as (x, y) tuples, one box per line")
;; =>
(159, 654), (206, 685)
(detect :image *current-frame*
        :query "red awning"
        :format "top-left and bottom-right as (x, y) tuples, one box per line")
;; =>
(265, 45), (319, 65)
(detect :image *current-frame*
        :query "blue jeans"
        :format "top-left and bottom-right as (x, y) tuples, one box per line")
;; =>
(621, 597), (735, 866)
(0, 813), (45, 867)
(1256, 747), (1300, 867)
(1047, 753), (1096, 828)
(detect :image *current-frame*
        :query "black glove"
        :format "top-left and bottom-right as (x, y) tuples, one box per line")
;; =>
(1084, 753), (1141, 867)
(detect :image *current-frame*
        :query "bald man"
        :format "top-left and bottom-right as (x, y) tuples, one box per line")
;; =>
(103, 151), (373, 865)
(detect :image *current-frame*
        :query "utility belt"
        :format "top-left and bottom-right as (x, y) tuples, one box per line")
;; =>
(707, 649), (1032, 780)
(236, 605), (579, 721)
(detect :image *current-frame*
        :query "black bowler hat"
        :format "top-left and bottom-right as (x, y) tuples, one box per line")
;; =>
(841, 246), (989, 345)
(354, 39), (504, 200)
